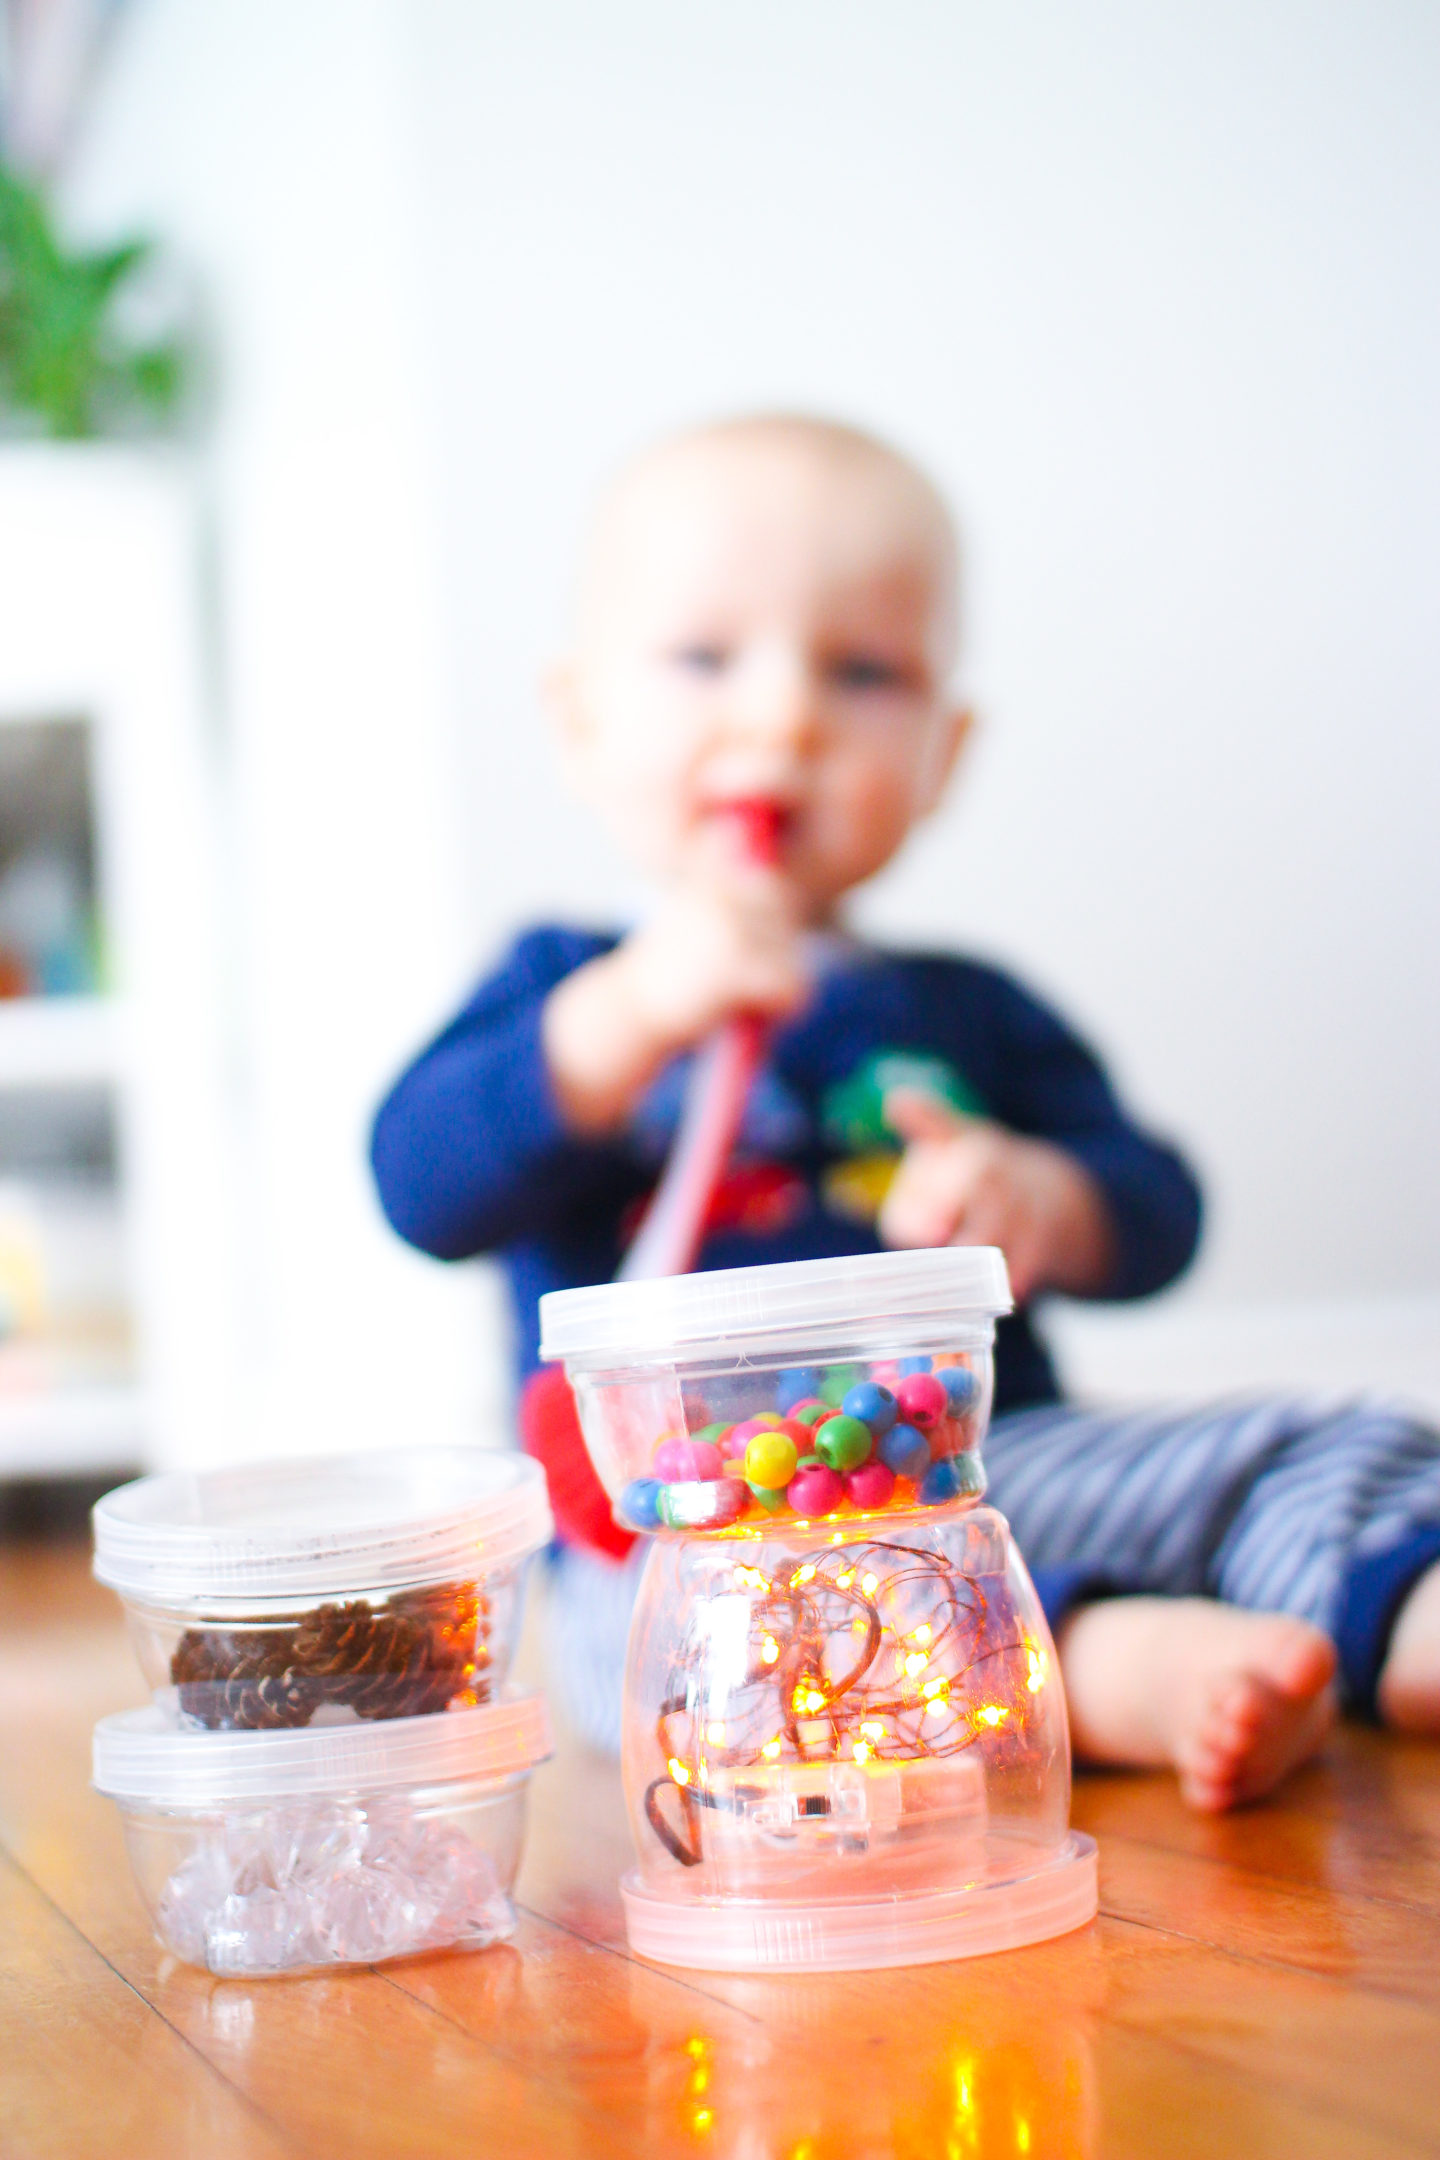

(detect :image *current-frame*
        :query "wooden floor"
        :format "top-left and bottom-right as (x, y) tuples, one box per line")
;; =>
(3, 1542), (1440, 2160)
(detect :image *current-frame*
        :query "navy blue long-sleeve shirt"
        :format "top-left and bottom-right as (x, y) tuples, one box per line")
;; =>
(370, 927), (1203, 1415)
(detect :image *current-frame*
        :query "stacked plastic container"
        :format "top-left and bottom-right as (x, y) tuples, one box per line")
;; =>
(541, 1246), (1098, 1973)
(91, 1446), (554, 1977)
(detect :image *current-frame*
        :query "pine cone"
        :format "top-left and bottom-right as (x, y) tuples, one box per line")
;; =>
(169, 1581), (492, 1728)
(289, 1584), (488, 1721)
(389, 1583), (491, 1709)
(171, 1626), (314, 1730)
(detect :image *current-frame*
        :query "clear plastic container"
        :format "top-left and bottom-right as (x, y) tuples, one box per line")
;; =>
(540, 1248), (1007, 1536)
(92, 1447), (553, 1732)
(540, 1248), (1097, 1971)
(92, 1690), (552, 1976)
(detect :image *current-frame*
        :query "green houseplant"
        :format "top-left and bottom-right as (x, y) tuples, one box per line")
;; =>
(0, 155), (185, 438)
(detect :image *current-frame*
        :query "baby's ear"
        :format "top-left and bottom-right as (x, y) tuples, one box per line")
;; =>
(916, 702), (973, 816)
(542, 658), (592, 790)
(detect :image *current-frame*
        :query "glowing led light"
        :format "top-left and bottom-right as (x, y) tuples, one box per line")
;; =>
(761, 1635), (780, 1663)
(904, 1651), (929, 1676)
(1016, 2119), (1031, 2152)
(691, 2104), (714, 2134)
(860, 1719), (885, 1739)
(852, 1739), (873, 1763)
(913, 1623), (932, 1644)
(975, 1703), (1009, 1728)
(668, 1756), (691, 1785)
(791, 1562), (817, 1586)
(862, 1571), (879, 1595)
(761, 1736), (782, 1760)
(705, 1721), (726, 1743)
(1026, 1644), (1048, 1693)
(926, 1698), (948, 1719)
(683, 2036), (709, 2059)
(835, 1569), (855, 1589)
(922, 1676), (950, 1700)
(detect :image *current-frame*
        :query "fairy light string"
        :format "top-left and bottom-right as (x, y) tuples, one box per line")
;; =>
(644, 1539), (1032, 1866)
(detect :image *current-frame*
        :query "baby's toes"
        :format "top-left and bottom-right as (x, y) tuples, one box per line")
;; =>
(1175, 1675), (1276, 1809)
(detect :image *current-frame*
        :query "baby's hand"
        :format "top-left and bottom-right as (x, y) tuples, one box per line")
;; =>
(542, 872), (808, 1133)
(617, 874), (807, 1047)
(877, 1089), (1116, 1302)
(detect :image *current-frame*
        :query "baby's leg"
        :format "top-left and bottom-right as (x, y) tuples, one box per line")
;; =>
(1058, 1596), (1337, 1811)
(991, 1397), (1440, 1735)
(1377, 1561), (1440, 1733)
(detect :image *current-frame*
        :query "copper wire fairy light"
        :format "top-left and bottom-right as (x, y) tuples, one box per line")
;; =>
(645, 1540), (1030, 1864)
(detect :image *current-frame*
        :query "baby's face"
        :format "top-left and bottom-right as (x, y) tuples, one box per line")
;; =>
(554, 429), (965, 920)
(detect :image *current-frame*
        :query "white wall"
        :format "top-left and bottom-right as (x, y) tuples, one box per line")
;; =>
(403, 0), (1440, 1402)
(67, 1), (493, 1461)
(61, 2), (1440, 1442)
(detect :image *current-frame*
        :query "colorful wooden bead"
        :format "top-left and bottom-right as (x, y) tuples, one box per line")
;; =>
(619, 1477), (663, 1530)
(819, 1363), (866, 1407)
(786, 1463), (845, 1516)
(747, 1481), (789, 1512)
(790, 1399), (830, 1427)
(690, 1420), (734, 1447)
(895, 1372), (947, 1427)
(878, 1423), (931, 1480)
(899, 1355), (934, 1375)
(941, 1367), (978, 1411)
(653, 1436), (724, 1482)
(744, 1429), (800, 1490)
(841, 1381), (898, 1435)
(814, 1414), (872, 1472)
(845, 1460), (896, 1510)
(918, 1454), (986, 1506)
(775, 1367), (822, 1413)
(658, 1477), (749, 1530)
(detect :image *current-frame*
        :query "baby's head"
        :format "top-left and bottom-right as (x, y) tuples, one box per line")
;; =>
(550, 415), (968, 923)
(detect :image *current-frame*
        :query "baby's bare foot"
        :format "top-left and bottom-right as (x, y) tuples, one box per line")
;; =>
(1377, 1560), (1440, 1734)
(1057, 1597), (1337, 1811)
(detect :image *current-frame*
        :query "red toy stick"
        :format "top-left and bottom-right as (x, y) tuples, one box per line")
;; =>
(522, 799), (785, 1553)
(619, 799), (784, 1280)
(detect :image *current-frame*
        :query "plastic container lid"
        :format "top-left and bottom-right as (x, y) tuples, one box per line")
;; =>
(93, 1688), (553, 1806)
(621, 1833), (1098, 1972)
(540, 1246), (1013, 1368)
(92, 1446), (554, 1606)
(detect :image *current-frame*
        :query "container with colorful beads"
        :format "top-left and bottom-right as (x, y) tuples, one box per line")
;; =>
(539, 1248), (1098, 1973)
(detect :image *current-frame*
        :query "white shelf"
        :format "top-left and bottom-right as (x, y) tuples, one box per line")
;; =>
(0, 998), (123, 1089)
(0, 1382), (146, 1475)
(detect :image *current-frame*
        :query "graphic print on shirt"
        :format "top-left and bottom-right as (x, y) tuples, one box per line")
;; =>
(821, 1050), (987, 1225)
(622, 1045), (986, 1242)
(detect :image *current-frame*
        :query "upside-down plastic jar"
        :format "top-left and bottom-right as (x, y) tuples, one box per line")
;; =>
(540, 1247), (1097, 1972)
(92, 1448), (553, 1732)
(92, 1690), (552, 1975)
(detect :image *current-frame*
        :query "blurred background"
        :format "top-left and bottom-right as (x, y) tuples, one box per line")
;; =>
(1, 0), (1436, 1498)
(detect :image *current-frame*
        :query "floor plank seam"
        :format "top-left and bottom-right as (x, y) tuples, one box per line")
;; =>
(1101, 2001), (1440, 2156)
(369, 1962), (639, 2132)
(512, 1898), (770, 2024)
(0, 1844), (316, 2160)
(1098, 1903), (1440, 2016)
(1094, 1828), (1440, 1923)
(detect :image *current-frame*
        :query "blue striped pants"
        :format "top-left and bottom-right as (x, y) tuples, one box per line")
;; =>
(547, 1396), (1440, 1752)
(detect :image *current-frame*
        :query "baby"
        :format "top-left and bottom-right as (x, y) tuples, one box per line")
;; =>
(372, 413), (1440, 1809)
